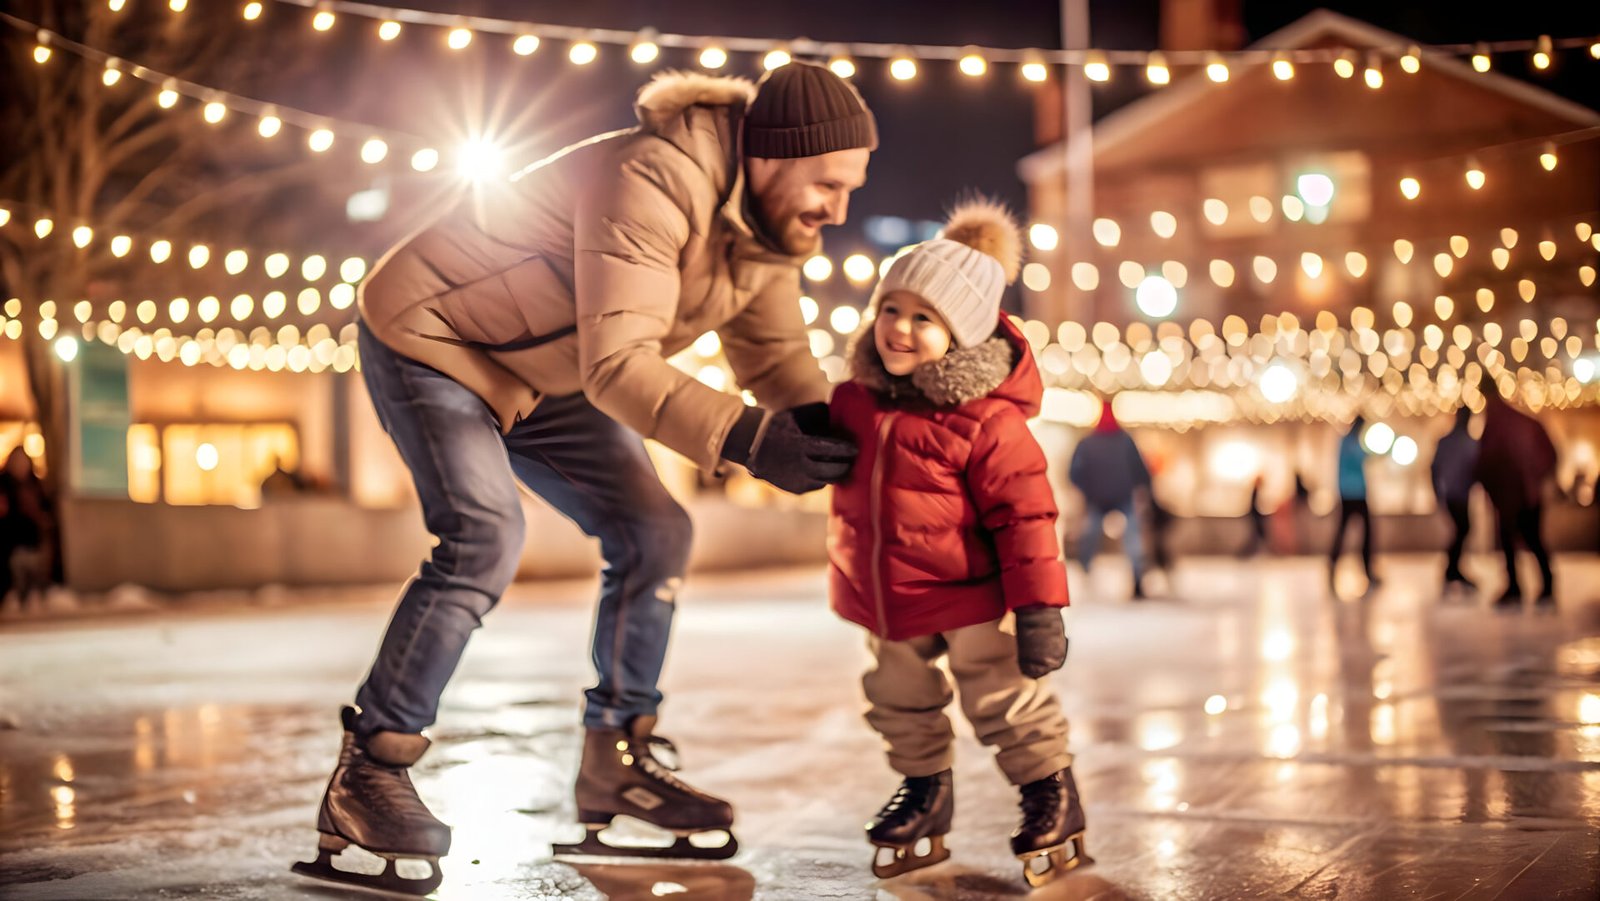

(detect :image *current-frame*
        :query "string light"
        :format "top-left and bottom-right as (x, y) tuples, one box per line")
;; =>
(158, 85), (179, 108)
(1471, 43), (1491, 72)
(1022, 59), (1050, 83)
(446, 27), (472, 50)
(1271, 53), (1294, 80)
(1399, 177), (1420, 200)
(203, 101), (226, 124)
(308, 128), (335, 152)
(631, 38), (661, 65)
(1145, 52), (1169, 85)
(1400, 45), (1421, 74)
(1465, 164), (1486, 190)
(698, 46), (727, 69)
(1333, 52), (1356, 79)
(568, 41), (598, 65)
(411, 148), (439, 171)
(959, 53), (987, 77)
(1540, 143), (1558, 170)
(102, 63), (122, 86)
(242, 1), (263, 20)
(1205, 53), (1229, 82)
(169, 0), (187, 11)
(1083, 51), (1110, 83)
(762, 48), (790, 70)
(312, 10), (335, 32)
(890, 56), (918, 81)
(828, 55), (855, 79)
(1363, 55), (1383, 89)
(258, 114), (282, 138)
(1532, 35), (1552, 70)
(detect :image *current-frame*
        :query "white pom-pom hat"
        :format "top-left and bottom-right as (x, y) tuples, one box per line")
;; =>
(868, 198), (1023, 348)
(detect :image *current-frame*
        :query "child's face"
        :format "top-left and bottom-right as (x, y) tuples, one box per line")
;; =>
(874, 291), (953, 376)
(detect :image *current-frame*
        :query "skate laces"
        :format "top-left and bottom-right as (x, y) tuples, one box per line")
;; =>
(635, 735), (718, 799)
(878, 778), (934, 825)
(1019, 777), (1063, 825)
(642, 736), (682, 772)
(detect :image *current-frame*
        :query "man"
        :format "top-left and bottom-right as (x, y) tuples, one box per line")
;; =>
(1431, 405), (1480, 594)
(1475, 383), (1558, 607)
(1068, 404), (1151, 599)
(293, 63), (874, 894)
(1329, 414), (1379, 592)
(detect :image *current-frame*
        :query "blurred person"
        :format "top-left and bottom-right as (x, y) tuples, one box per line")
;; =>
(1475, 384), (1558, 607)
(1431, 406), (1480, 594)
(1069, 403), (1151, 599)
(828, 202), (1082, 885)
(1142, 485), (1177, 576)
(294, 63), (875, 893)
(259, 456), (306, 498)
(1240, 474), (1269, 557)
(1329, 415), (1380, 591)
(0, 448), (53, 611)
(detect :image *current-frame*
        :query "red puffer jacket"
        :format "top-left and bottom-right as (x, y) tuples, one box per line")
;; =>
(828, 315), (1068, 641)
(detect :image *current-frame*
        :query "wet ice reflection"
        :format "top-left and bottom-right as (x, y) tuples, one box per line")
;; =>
(0, 557), (1597, 899)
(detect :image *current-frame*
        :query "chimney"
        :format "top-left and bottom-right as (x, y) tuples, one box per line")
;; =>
(1160, 0), (1245, 51)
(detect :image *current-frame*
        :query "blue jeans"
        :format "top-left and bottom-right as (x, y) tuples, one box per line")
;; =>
(1078, 500), (1145, 579)
(354, 323), (692, 734)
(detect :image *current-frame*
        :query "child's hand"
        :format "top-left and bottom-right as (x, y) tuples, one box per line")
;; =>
(1015, 606), (1067, 678)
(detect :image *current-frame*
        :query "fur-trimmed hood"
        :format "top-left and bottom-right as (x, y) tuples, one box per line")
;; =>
(635, 71), (756, 132)
(846, 314), (1042, 414)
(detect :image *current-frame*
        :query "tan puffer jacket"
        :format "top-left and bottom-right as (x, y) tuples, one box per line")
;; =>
(358, 72), (830, 471)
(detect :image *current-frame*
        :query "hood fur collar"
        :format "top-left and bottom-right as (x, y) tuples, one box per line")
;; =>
(635, 71), (756, 130)
(847, 327), (1017, 408)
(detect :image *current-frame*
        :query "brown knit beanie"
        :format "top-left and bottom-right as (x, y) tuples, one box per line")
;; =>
(744, 61), (878, 159)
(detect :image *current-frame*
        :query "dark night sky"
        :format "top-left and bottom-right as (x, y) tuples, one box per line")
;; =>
(15, 1), (1593, 268)
(358, 1), (1596, 254)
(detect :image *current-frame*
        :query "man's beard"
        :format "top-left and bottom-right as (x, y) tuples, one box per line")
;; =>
(780, 224), (821, 256)
(750, 198), (820, 256)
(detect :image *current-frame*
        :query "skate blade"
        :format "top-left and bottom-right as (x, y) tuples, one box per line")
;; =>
(870, 834), (950, 879)
(291, 834), (443, 897)
(1018, 831), (1092, 887)
(552, 822), (739, 862)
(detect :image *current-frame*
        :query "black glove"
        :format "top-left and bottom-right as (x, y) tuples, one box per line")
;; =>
(721, 404), (857, 495)
(1015, 605), (1067, 678)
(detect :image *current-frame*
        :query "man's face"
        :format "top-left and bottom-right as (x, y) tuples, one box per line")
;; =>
(746, 148), (870, 256)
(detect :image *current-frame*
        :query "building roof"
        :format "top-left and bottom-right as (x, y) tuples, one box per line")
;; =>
(1018, 8), (1600, 183)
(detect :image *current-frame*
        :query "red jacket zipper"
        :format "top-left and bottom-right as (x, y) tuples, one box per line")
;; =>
(869, 412), (898, 637)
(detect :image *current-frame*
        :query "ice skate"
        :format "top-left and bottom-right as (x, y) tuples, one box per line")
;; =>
(552, 716), (739, 861)
(865, 770), (953, 879)
(291, 707), (450, 896)
(1011, 767), (1092, 887)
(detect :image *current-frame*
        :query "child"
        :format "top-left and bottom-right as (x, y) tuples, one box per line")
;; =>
(828, 200), (1086, 886)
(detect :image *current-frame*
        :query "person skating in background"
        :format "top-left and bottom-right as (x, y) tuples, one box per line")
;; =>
(1475, 382), (1558, 607)
(1142, 484), (1177, 578)
(828, 201), (1085, 887)
(0, 448), (54, 612)
(1069, 404), (1152, 599)
(1329, 414), (1380, 593)
(1241, 474), (1269, 557)
(1431, 406), (1480, 595)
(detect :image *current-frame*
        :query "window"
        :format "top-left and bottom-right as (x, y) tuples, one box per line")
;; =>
(151, 423), (298, 507)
